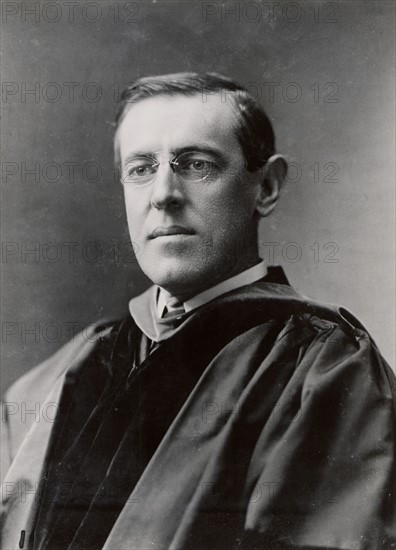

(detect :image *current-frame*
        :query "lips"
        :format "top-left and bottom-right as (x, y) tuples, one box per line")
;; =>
(149, 226), (195, 239)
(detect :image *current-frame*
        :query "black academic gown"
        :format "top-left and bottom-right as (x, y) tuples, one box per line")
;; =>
(1, 271), (395, 550)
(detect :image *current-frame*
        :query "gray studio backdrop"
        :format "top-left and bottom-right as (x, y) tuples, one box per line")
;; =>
(1, 0), (395, 396)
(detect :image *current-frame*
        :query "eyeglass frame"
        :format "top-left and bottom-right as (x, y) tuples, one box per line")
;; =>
(119, 148), (267, 186)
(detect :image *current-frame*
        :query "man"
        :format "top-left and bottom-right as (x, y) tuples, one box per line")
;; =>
(1, 72), (395, 549)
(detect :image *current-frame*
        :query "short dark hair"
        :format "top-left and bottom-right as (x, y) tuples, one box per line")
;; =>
(114, 72), (275, 172)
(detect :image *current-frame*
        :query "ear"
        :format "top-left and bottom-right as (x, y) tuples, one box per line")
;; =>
(255, 154), (288, 217)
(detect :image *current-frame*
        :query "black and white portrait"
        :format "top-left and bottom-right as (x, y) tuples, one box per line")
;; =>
(1, 1), (395, 549)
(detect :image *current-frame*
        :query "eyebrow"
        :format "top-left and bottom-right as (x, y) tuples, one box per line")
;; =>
(122, 145), (227, 166)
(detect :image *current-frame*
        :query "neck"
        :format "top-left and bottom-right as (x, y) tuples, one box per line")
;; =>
(160, 254), (262, 304)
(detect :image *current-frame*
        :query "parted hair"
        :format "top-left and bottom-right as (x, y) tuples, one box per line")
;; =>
(113, 72), (276, 172)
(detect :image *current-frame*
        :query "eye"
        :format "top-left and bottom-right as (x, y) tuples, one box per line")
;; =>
(128, 164), (153, 176)
(177, 154), (217, 181)
(191, 160), (207, 171)
(128, 163), (156, 177)
(182, 159), (212, 171)
(122, 159), (158, 185)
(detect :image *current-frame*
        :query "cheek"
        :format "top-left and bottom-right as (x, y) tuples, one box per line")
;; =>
(124, 193), (145, 240)
(198, 185), (256, 235)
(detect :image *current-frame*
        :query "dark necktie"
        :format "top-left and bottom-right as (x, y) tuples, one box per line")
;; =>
(155, 297), (188, 340)
(162, 297), (185, 319)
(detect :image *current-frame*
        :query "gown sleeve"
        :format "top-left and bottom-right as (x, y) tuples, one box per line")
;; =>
(242, 323), (396, 550)
(1, 402), (12, 484)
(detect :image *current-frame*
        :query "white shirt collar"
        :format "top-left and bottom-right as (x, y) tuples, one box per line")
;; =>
(157, 260), (267, 318)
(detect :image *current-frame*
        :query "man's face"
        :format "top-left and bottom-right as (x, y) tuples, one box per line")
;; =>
(117, 93), (262, 298)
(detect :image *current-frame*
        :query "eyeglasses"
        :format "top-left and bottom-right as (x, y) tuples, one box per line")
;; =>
(120, 151), (224, 186)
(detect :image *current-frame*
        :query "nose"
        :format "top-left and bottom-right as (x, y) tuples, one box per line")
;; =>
(150, 162), (184, 211)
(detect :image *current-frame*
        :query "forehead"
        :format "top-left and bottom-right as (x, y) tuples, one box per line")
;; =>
(116, 93), (242, 159)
